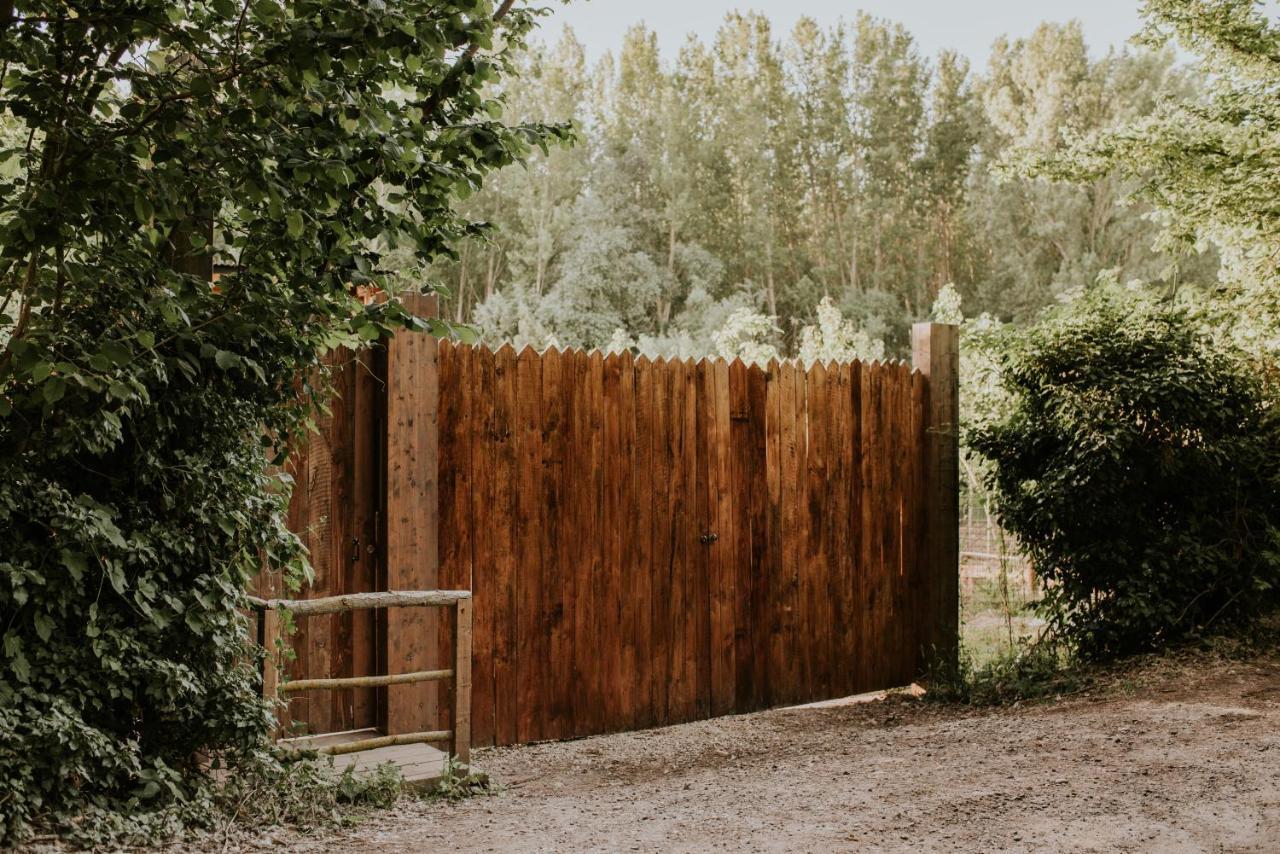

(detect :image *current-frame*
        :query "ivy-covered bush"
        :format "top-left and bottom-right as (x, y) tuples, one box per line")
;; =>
(0, 0), (565, 842)
(971, 289), (1280, 659)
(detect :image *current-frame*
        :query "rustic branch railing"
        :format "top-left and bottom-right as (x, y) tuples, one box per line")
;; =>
(251, 590), (473, 764)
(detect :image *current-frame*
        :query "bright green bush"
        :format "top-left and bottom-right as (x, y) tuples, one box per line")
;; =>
(971, 289), (1280, 659)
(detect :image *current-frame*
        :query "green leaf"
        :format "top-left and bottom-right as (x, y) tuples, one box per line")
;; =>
(286, 210), (304, 238)
(33, 613), (53, 643)
(107, 564), (127, 595)
(31, 361), (52, 383)
(101, 340), (132, 367)
(133, 195), (154, 224)
(60, 550), (89, 581)
(215, 350), (239, 370)
(42, 377), (66, 403)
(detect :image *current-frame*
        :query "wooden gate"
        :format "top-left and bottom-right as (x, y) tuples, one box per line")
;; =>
(264, 294), (958, 747)
(259, 346), (383, 737)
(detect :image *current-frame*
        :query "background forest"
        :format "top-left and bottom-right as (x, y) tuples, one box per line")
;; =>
(420, 13), (1220, 359)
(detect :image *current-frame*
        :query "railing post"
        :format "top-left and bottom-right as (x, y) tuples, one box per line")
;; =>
(259, 607), (282, 734)
(451, 597), (473, 765)
(912, 322), (960, 673)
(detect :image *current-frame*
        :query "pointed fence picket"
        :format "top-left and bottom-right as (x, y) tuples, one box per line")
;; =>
(263, 310), (959, 749)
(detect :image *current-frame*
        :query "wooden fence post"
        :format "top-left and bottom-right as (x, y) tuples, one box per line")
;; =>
(382, 293), (441, 736)
(912, 323), (960, 673)
(452, 597), (473, 765)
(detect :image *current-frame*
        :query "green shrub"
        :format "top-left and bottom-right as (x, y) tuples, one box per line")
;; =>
(971, 289), (1280, 660)
(0, 1), (565, 842)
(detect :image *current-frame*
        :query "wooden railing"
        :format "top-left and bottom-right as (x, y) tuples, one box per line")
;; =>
(250, 590), (473, 764)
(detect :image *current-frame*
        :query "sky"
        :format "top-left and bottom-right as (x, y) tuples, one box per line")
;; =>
(543, 0), (1149, 66)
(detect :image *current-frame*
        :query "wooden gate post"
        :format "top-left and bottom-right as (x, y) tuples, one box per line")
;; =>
(382, 293), (442, 735)
(912, 322), (960, 673)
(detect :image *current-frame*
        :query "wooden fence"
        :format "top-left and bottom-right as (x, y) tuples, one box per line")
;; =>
(260, 295), (959, 748)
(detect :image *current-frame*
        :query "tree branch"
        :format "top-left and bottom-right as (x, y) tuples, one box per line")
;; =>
(418, 0), (519, 116)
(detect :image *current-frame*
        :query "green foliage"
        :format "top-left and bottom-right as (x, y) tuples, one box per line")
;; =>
(215, 754), (404, 831)
(1026, 0), (1280, 363)
(971, 289), (1280, 659)
(432, 15), (1211, 355)
(0, 0), (564, 842)
(427, 756), (500, 802)
(926, 639), (1083, 706)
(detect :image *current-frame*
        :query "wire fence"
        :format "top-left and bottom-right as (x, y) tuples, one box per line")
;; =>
(959, 502), (1036, 599)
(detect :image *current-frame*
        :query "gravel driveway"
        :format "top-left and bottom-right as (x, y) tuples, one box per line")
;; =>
(262, 649), (1279, 853)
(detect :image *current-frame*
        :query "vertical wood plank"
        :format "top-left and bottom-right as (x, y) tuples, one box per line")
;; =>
(435, 341), (468, 735)
(802, 361), (828, 701)
(599, 352), (623, 733)
(617, 351), (640, 732)
(468, 345), (497, 747)
(328, 352), (356, 733)
(909, 368), (929, 676)
(728, 359), (754, 712)
(745, 362), (770, 711)
(296, 362), (336, 736)
(570, 350), (600, 736)
(819, 360), (841, 699)
(581, 351), (607, 734)
(350, 348), (381, 730)
(540, 347), (575, 741)
(649, 358), (674, 726)
(887, 364), (906, 685)
(829, 361), (855, 698)
(675, 358), (700, 722)
(870, 362), (889, 689)
(693, 358), (714, 719)
(857, 361), (876, 692)
(777, 361), (803, 704)
(490, 343), (519, 745)
(514, 345), (545, 744)
(763, 360), (785, 708)
(709, 358), (736, 716)
(632, 356), (657, 729)
(383, 293), (440, 736)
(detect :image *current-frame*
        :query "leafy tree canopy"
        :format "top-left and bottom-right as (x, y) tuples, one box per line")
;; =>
(0, 0), (565, 842)
(1026, 0), (1280, 361)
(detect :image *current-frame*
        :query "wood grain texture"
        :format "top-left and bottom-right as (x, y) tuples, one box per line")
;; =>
(540, 347), (575, 741)
(490, 344), (519, 745)
(282, 329), (958, 745)
(514, 345), (544, 745)
(633, 356), (657, 729)
(383, 293), (441, 736)
(708, 358), (735, 717)
(468, 344), (498, 747)
(912, 324), (961, 672)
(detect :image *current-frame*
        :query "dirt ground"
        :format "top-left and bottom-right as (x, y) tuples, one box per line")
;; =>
(259, 649), (1280, 853)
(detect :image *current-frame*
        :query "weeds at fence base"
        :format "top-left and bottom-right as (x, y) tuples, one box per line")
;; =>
(215, 752), (404, 831)
(425, 757), (500, 803)
(924, 610), (1280, 708)
(922, 639), (1085, 706)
